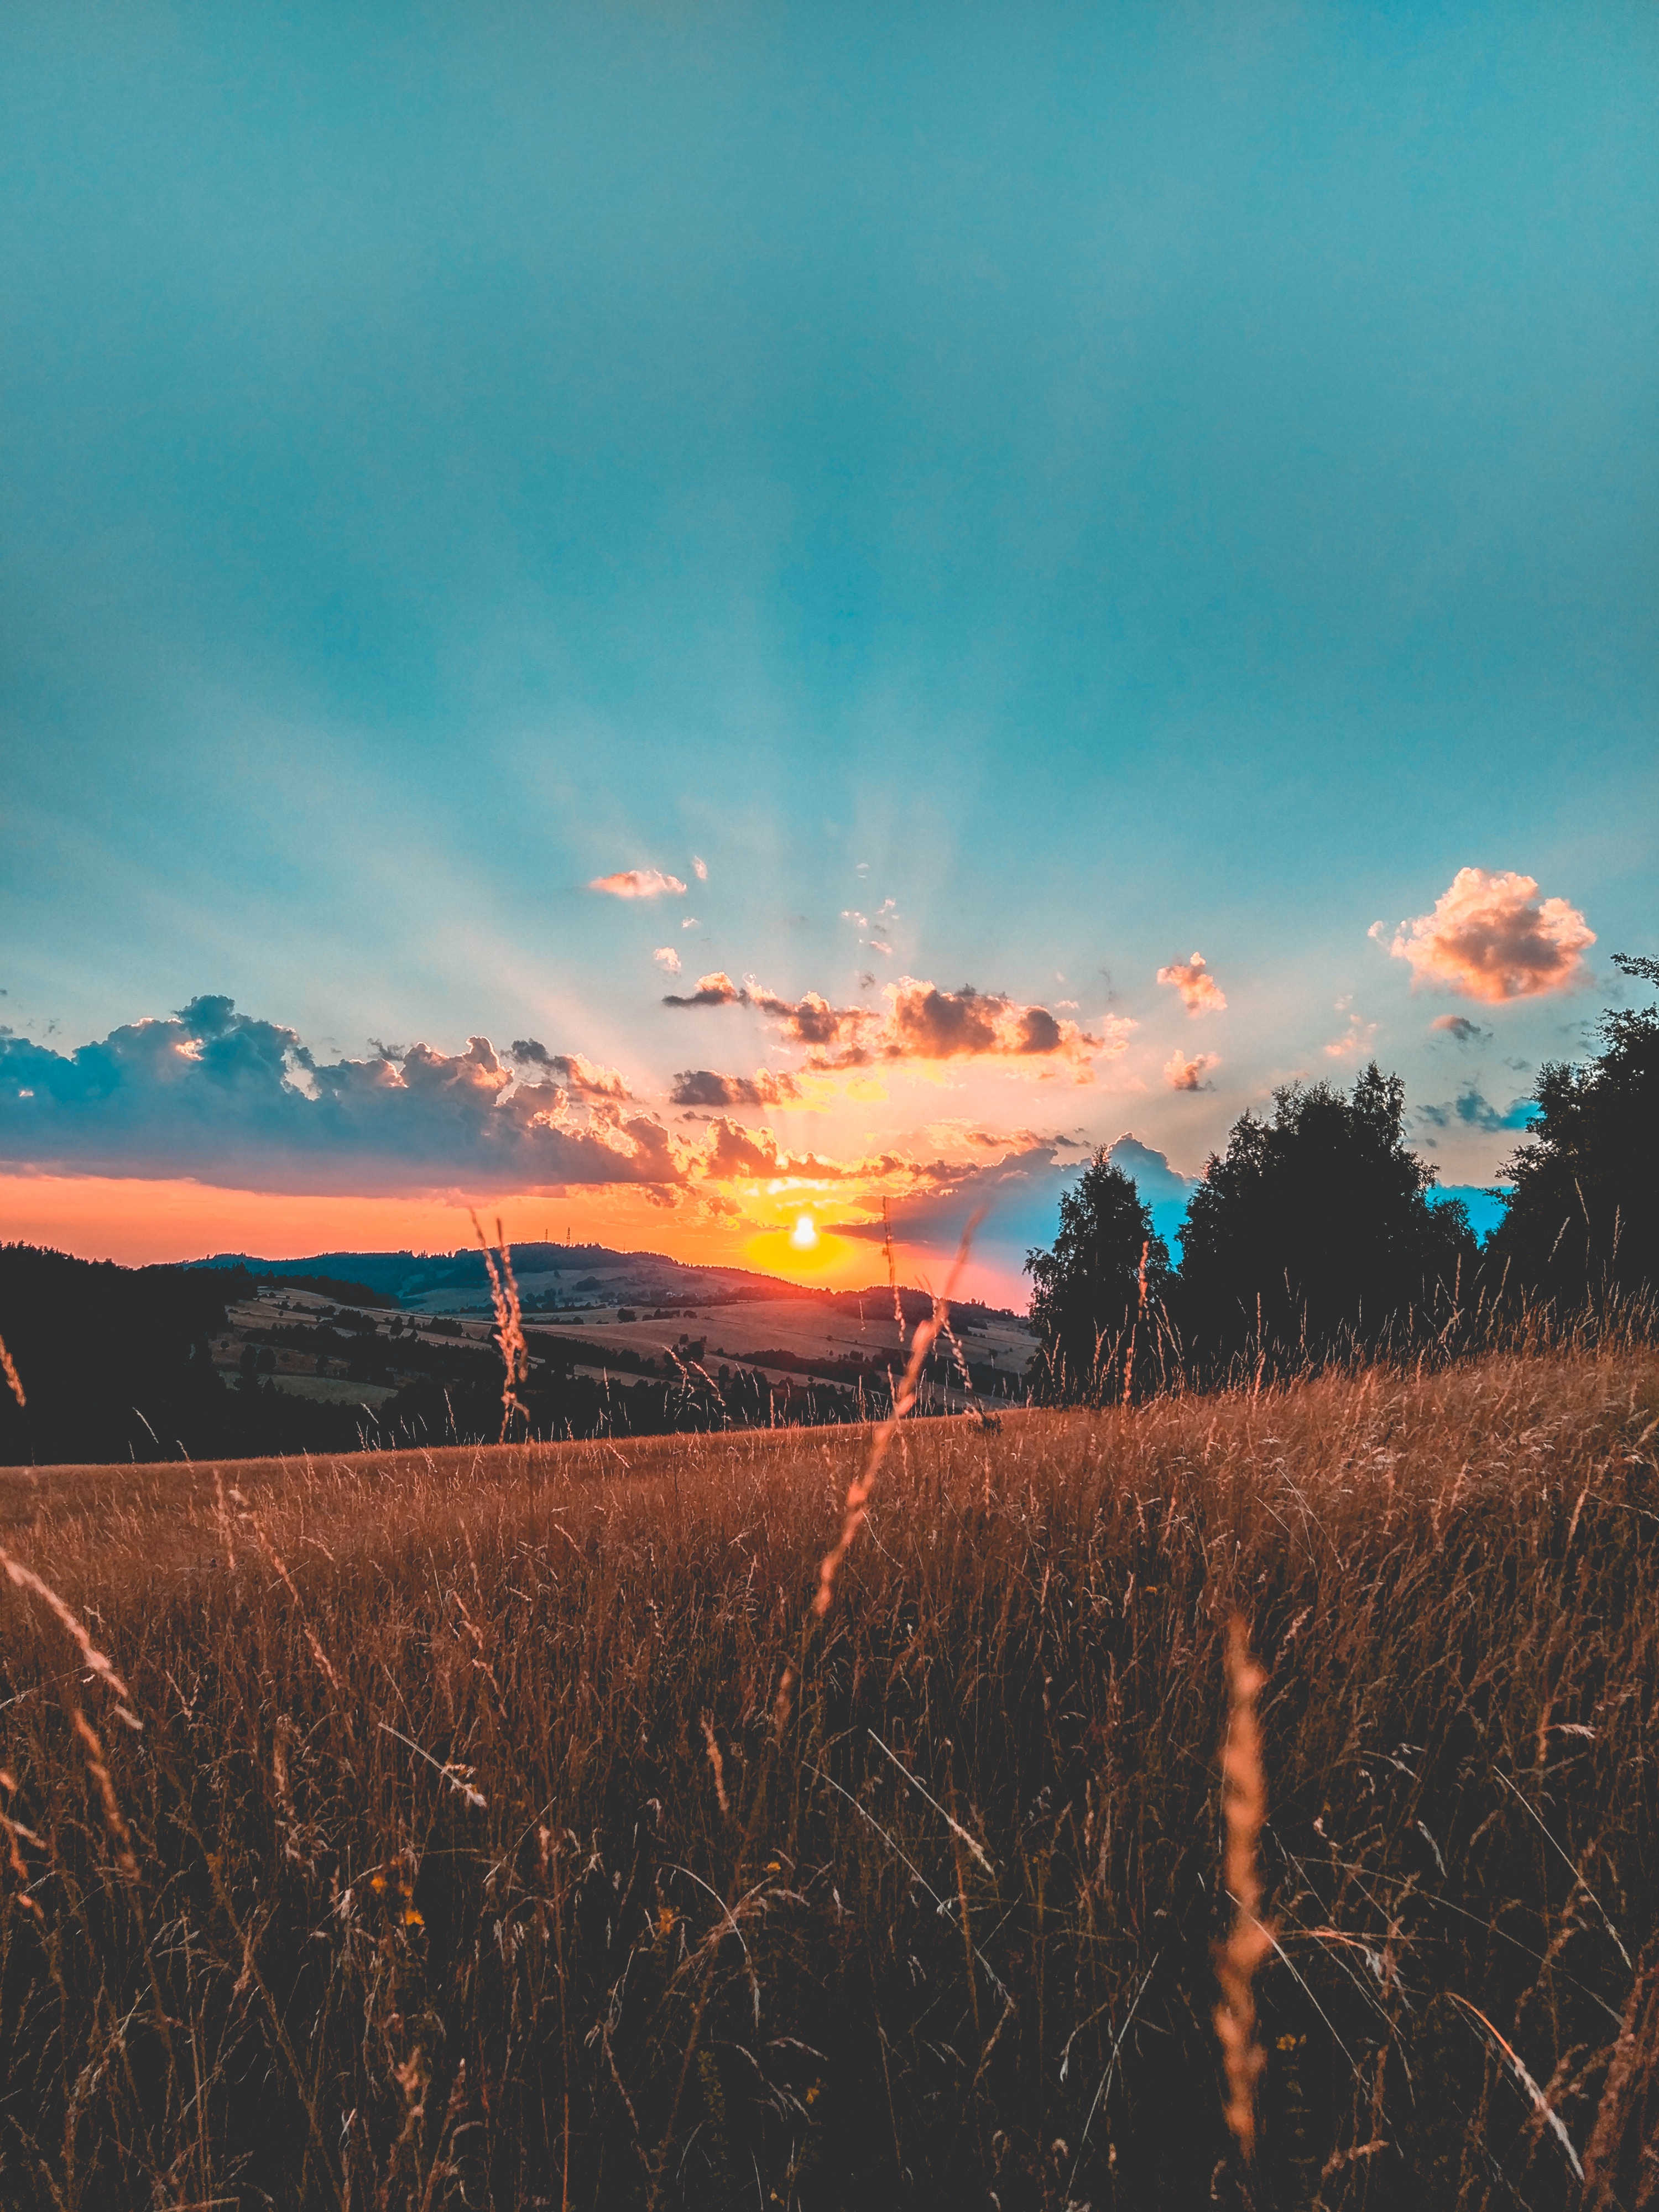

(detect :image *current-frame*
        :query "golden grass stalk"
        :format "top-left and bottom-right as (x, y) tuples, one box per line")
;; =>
(1213, 1614), (1272, 2161)
(1447, 1993), (1584, 2181)
(241, 1517), (343, 1694)
(1121, 1239), (1150, 1408)
(700, 1713), (730, 1817)
(0, 1539), (139, 1728)
(474, 1211), (529, 1442)
(0, 1769), (43, 1914)
(882, 1195), (904, 1340)
(0, 1332), (25, 1408)
(70, 1707), (138, 1881)
(212, 1467), (238, 1573)
(813, 1213), (980, 1621)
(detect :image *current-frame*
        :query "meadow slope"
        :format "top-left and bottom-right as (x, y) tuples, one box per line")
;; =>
(1, 1349), (1656, 2209)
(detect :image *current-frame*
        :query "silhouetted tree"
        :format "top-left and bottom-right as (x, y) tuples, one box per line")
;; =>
(1176, 1063), (1475, 1374)
(1025, 1152), (1171, 1400)
(1486, 952), (1659, 1304)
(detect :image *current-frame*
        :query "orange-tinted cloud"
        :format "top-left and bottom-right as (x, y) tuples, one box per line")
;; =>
(1324, 1006), (1379, 1060)
(662, 971), (745, 1008)
(1385, 868), (1595, 1001)
(666, 972), (1114, 1073)
(508, 1041), (632, 1100)
(750, 985), (860, 1052)
(697, 1118), (875, 1183)
(653, 946), (682, 975)
(669, 1068), (802, 1109)
(1156, 952), (1227, 1015)
(587, 867), (687, 899)
(1164, 1049), (1220, 1091)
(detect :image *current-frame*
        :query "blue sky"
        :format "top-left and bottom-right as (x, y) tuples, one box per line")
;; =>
(2, 2), (1655, 1292)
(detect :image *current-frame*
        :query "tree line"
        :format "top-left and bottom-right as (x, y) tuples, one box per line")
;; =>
(1025, 953), (1658, 1400)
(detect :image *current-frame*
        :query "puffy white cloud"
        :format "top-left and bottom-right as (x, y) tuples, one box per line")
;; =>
(1386, 868), (1594, 1001)
(587, 868), (688, 899)
(1156, 953), (1227, 1015)
(653, 946), (682, 974)
(692, 855), (708, 881)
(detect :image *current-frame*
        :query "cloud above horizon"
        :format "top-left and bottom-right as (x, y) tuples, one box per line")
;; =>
(1156, 952), (1227, 1015)
(1431, 1014), (1489, 1044)
(2, 996), (1114, 1246)
(664, 973), (1120, 1073)
(1, 998), (682, 1197)
(507, 1041), (633, 1100)
(829, 1129), (1200, 1258)
(1384, 868), (1595, 1002)
(1164, 1048), (1220, 1091)
(588, 868), (688, 899)
(669, 1068), (803, 1109)
(1415, 1085), (1539, 1135)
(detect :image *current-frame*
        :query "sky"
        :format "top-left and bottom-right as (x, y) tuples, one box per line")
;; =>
(2, 1), (1656, 1303)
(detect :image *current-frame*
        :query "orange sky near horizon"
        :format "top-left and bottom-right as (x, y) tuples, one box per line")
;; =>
(0, 1172), (1022, 1306)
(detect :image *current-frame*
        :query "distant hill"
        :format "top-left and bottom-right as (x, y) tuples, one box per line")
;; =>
(186, 1243), (1026, 1328)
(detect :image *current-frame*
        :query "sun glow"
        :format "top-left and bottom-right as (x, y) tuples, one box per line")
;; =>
(790, 1212), (819, 1251)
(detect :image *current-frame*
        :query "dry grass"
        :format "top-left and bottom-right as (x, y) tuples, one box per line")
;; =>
(0, 1347), (1655, 2209)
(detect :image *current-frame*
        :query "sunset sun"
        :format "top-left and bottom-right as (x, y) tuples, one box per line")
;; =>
(790, 1212), (819, 1251)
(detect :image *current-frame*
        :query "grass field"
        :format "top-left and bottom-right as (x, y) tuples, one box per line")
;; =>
(1, 1347), (1656, 2209)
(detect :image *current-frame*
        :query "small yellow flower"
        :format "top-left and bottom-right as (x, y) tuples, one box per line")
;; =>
(403, 1908), (424, 1928)
(369, 1873), (387, 1893)
(765, 1859), (781, 1874)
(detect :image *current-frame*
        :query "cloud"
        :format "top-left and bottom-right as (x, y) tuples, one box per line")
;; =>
(1324, 1007), (1379, 1060)
(0, 996), (685, 1195)
(1164, 1049), (1220, 1091)
(1106, 1134), (1199, 1245)
(1106, 1136), (1196, 1210)
(697, 1117), (865, 1183)
(827, 1130), (1196, 1262)
(662, 971), (745, 1009)
(666, 971), (1119, 1076)
(1387, 868), (1595, 1001)
(588, 868), (688, 899)
(1156, 953), (1227, 1015)
(669, 1068), (802, 1109)
(1415, 1086), (1539, 1135)
(828, 1142), (1082, 1246)
(653, 946), (682, 975)
(1431, 1014), (1489, 1044)
(692, 855), (708, 881)
(508, 1041), (633, 1100)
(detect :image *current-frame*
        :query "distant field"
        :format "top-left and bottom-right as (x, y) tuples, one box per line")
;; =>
(0, 1349), (1655, 2208)
(211, 1281), (1032, 1428)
